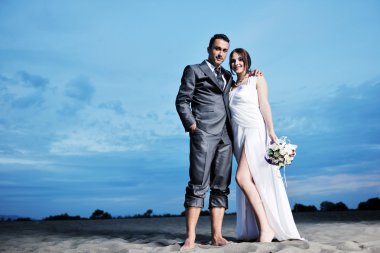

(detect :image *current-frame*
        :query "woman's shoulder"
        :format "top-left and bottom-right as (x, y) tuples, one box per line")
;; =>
(251, 75), (267, 86)
(248, 75), (267, 89)
(249, 75), (266, 81)
(248, 76), (258, 86)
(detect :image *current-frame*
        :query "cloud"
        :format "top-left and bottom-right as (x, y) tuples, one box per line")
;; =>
(273, 80), (380, 168)
(11, 93), (44, 108)
(274, 81), (380, 137)
(49, 131), (142, 155)
(275, 116), (332, 136)
(16, 71), (49, 89)
(57, 76), (95, 116)
(0, 157), (61, 173)
(98, 100), (126, 115)
(317, 161), (376, 173)
(64, 76), (94, 103)
(54, 196), (140, 204)
(1, 66), (183, 157)
(49, 103), (182, 156)
(268, 80), (380, 209)
(287, 173), (380, 197)
(0, 71), (49, 110)
(0, 157), (52, 166)
(361, 144), (380, 150)
(0, 71), (48, 89)
(319, 82), (380, 133)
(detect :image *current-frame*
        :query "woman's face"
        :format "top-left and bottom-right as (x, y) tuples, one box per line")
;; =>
(230, 52), (246, 75)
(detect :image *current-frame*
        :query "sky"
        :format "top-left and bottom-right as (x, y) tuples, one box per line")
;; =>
(0, 0), (379, 219)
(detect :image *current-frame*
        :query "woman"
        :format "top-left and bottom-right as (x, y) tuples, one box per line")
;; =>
(228, 48), (302, 242)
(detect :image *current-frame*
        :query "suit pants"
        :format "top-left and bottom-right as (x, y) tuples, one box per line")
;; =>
(184, 125), (233, 209)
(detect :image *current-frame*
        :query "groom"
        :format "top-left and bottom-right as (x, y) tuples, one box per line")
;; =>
(175, 34), (234, 250)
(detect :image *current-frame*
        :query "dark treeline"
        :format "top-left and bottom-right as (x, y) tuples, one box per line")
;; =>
(44, 213), (82, 221)
(293, 201), (349, 212)
(1, 197), (379, 221)
(293, 198), (380, 212)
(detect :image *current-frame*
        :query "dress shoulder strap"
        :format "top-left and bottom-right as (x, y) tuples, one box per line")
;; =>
(248, 76), (257, 88)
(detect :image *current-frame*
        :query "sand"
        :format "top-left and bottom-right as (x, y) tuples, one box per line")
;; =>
(0, 211), (379, 253)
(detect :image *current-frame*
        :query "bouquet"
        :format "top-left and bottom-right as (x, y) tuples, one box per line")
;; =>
(266, 136), (297, 167)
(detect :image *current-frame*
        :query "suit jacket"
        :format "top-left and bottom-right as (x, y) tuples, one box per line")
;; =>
(176, 60), (234, 135)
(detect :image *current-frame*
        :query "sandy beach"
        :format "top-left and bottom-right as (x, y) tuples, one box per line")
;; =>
(1, 211), (379, 253)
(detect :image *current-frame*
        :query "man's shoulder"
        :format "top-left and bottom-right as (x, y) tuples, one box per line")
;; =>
(182, 61), (207, 78)
(184, 61), (206, 70)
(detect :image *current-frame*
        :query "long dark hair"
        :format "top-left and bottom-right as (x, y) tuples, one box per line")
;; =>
(229, 48), (251, 75)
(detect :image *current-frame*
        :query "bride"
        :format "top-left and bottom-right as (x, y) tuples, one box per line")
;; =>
(228, 48), (302, 242)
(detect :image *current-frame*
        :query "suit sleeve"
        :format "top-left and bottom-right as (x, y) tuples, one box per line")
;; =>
(175, 65), (196, 132)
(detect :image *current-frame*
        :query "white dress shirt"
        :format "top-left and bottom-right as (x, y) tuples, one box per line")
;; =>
(206, 60), (226, 89)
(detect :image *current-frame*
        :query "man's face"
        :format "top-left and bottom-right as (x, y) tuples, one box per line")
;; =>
(207, 39), (229, 67)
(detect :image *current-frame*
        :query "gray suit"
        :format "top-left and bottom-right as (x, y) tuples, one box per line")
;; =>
(176, 60), (234, 209)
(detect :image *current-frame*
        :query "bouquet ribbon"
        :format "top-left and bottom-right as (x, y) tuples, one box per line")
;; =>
(281, 164), (287, 187)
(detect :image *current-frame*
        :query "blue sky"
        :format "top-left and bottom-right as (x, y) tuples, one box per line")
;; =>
(0, 0), (379, 219)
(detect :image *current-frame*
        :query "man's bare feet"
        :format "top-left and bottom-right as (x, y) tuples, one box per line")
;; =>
(212, 236), (230, 246)
(259, 229), (275, 242)
(180, 238), (195, 252)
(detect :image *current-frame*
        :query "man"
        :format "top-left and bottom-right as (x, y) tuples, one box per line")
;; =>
(175, 34), (234, 251)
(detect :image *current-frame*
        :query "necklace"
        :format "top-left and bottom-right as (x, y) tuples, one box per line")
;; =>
(235, 75), (248, 87)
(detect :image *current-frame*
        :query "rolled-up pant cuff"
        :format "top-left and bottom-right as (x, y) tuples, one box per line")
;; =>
(184, 196), (204, 208)
(209, 195), (228, 210)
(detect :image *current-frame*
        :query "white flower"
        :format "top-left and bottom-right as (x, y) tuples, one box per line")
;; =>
(266, 136), (297, 167)
(271, 144), (279, 151)
(284, 155), (292, 164)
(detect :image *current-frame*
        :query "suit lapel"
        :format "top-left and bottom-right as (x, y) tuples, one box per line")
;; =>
(223, 69), (234, 122)
(199, 61), (234, 122)
(199, 60), (223, 92)
(222, 67), (233, 94)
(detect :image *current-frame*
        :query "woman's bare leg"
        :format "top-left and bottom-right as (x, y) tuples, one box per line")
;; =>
(235, 146), (275, 242)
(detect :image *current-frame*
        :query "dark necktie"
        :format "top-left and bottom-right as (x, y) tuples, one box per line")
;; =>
(215, 67), (225, 90)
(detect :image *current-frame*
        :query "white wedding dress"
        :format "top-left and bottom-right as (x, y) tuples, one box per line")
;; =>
(229, 76), (302, 241)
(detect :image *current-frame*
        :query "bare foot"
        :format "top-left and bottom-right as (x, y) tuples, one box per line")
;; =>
(259, 229), (275, 242)
(180, 238), (195, 252)
(212, 236), (230, 246)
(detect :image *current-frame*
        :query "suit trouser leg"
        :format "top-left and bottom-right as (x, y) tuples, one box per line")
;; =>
(184, 127), (232, 209)
(209, 134), (233, 209)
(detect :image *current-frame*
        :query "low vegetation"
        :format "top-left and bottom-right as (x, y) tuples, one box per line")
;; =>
(1, 197), (378, 221)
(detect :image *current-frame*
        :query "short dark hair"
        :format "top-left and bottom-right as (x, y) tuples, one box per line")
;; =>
(209, 34), (230, 48)
(229, 48), (251, 75)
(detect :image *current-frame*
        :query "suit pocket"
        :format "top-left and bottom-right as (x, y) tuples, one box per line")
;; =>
(192, 106), (214, 120)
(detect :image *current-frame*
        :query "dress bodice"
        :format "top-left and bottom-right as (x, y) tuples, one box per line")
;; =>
(229, 76), (264, 128)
